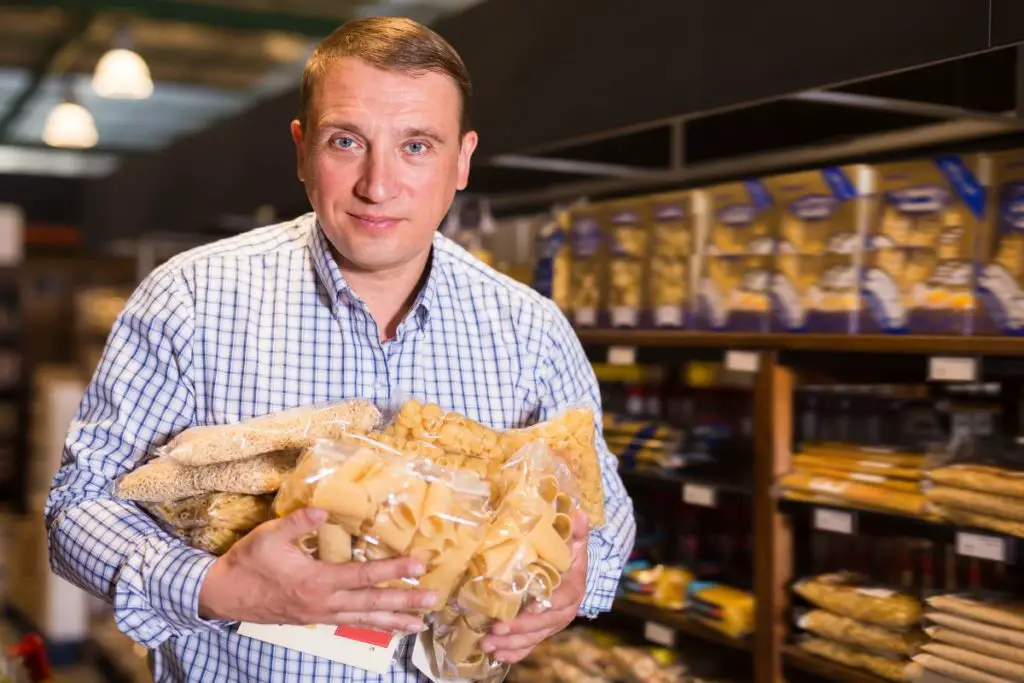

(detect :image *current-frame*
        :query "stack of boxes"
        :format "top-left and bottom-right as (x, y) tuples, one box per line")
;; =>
(541, 150), (1024, 337)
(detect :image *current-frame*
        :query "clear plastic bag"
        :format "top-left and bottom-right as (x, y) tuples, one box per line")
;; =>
(157, 399), (382, 467)
(378, 398), (605, 526)
(143, 492), (272, 532)
(115, 450), (300, 503)
(273, 436), (493, 599)
(793, 572), (923, 630)
(427, 440), (582, 682)
(798, 609), (926, 656)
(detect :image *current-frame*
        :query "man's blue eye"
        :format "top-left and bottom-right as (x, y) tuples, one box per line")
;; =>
(333, 137), (356, 149)
(407, 142), (427, 154)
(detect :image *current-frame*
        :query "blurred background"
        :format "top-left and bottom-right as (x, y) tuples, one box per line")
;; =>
(2, 1), (1024, 682)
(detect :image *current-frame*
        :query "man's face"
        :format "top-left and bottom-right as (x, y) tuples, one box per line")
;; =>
(291, 57), (477, 275)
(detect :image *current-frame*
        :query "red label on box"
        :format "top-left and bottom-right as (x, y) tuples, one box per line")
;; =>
(334, 626), (393, 648)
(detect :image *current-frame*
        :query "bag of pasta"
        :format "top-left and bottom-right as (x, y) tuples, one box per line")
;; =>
(793, 572), (923, 630)
(377, 398), (605, 526)
(273, 436), (493, 601)
(423, 440), (582, 682)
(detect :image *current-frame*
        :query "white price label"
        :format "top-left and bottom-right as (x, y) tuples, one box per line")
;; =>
(654, 306), (684, 327)
(644, 621), (675, 647)
(612, 307), (638, 327)
(574, 307), (597, 327)
(682, 483), (717, 508)
(813, 508), (855, 535)
(607, 346), (637, 366)
(725, 350), (760, 373)
(929, 357), (978, 382)
(956, 532), (1007, 562)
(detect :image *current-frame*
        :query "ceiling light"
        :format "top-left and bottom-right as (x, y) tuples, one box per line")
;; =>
(92, 48), (153, 99)
(42, 101), (99, 150)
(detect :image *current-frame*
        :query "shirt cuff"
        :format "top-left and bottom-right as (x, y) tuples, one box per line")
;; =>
(577, 535), (620, 618)
(114, 535), (235, 648)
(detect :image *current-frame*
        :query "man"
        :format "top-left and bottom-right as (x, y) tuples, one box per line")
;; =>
(46, 16), (635, 683)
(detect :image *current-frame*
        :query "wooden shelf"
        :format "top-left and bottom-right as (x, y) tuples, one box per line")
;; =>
(618, 467), (754, 496)
(576, 330), (1024, 357)
(783, 646), (891, 683)
(611, 598), (753, 652)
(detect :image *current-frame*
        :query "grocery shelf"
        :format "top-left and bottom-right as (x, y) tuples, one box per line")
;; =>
(576, 330), (1024, 357)
(783, 646), (891, 683)
(610, 598), (752, 652)
(618, 467), (754, 497)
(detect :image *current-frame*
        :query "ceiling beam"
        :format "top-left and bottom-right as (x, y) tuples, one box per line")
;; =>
(14, 0), (346, 36)
(0, 9), (95, 143)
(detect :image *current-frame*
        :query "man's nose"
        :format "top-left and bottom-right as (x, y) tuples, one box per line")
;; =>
(354, 148), (400, 204)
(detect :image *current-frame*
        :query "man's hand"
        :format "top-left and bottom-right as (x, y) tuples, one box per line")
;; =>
(480, 511), (589, 664)
(199, 507), (437, 632)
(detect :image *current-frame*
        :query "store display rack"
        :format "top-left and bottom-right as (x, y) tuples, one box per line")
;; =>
(609, 598), (752, 653)
(588, 329), (1024, 683)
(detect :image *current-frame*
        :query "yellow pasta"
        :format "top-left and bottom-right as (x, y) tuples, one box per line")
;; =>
(318, 524), (352, 563)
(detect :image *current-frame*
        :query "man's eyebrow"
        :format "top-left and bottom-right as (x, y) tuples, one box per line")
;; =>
(317, 120), (367, 137)
(402, 127), (447, 144)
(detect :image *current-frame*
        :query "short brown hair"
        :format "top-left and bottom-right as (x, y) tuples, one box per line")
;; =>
(298, 16), (472, 133)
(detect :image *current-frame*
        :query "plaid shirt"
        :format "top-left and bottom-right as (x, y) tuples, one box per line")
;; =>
(45, 213), (636, 683)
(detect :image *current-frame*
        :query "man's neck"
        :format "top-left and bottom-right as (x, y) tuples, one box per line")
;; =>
(334, 247), (431, 341)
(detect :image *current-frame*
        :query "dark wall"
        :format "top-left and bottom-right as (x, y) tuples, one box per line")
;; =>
(0, 175), (82, 225)
(81, 0), (1012, 242)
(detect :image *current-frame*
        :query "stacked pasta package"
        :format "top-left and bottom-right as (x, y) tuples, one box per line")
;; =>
(924, 463), (1024, 538)
(273, 399), (606, 682)
(793, 572), (925, 682)
(912, 594), (1024, 683)
(779, 443), (931, 519)
(114, 400), (382, 554)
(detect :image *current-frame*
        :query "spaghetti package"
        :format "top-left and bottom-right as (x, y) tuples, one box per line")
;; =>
(426, 440), (582, 682)
(799, 636), (911, 682)
(274, 437), (492, 601)
(156, 399), (382, 466)
(144, 492), (272, 532)
(378, 399), (605, 527)
(799, 609), (926, 656)
(793, 573), (923, 630)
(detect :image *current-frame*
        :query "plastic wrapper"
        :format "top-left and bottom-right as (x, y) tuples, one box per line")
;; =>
(924, 626), (1024, 666)
(622, 564), (692, 610)
(930, 505), (1024, 538)
(925, 595), (1024, 632)
(799, 636), (911, 682)
(920, 643), (1024, 682)
(187, 526), (241, 556)
(926, 487), (1024, 523)
(274, 438), (492, 599)
(143, 492), (271, 532)
(379, 399), (605, 526)
(793, 573), (923, 630)
(801, 443), (927, 468)
(686, 582), (755, 639)
(927, 465), (1024, 499)
(798, 609), (925, 656)
(427, 441), (582, 682)
(115, 450), (299, 503)
(607, 646), (687, 683)
(926, 612), (1024, 649)
(912, 653), (1014, 683)
(157, 399), (382, 466)
(779, 472), (927, 517)
(792, 465), (921, 494)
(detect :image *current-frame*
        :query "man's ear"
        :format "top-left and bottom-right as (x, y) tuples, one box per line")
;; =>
(290, 119), (306, 183)
(456, 130), (478, 191)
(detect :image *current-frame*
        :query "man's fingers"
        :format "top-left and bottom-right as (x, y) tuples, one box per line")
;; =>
(324, 556), (426, 591)
(325, 587), (437, 614)
(493, 648), (535, 664)
(484, 606), (570, 643)
(262, 507), (327, 543)
(571, 510), (589, 541)
(331, 611), (427, 634)
(482, 627), (554, 655)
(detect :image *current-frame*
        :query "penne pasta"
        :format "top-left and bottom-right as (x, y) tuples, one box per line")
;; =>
(318, 523), (352, 563)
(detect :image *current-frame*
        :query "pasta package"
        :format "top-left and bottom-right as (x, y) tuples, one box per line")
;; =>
(143, 492), (271, 532)
(115, 450), (299, 503)
(157, 399), (382, 466)
(926, 612), (1024, 649)
(686, 582), (755, 639)
(912, 653), (1015, 683)
(429, 441), (583, 682)
(926, 594), (1024, 632)
(924, 626), (1024, 666)
(920, 644), (1024, 683)
(799, 636), (911, 682)
(274, 437), (492, 603)
(379, 399), (605, 527)
(930, 505), (1024, 538)
(779, 472), (927, 517)
(925, 487), (1024, 523)
(798, 609), (926, 656)
(793, 573), (923, 630)
(926, 464), (1024, 499)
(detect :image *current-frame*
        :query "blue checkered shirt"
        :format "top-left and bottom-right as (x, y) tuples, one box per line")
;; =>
(45, 213), (636, 682)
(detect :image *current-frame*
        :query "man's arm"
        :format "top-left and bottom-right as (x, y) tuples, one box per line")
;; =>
(44, 268), (232, 648)
(535, 307), (637, 618)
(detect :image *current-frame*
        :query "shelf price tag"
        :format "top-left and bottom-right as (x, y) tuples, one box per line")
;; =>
(813, 508), (855, 535)
(643, 621), (675, 647)
(956, 532), (1008, 563)
(682, 483), (717, 508)
(725, 350), (760, 373)
(607, 346), (637, 366)
(928, 357), (978, 383)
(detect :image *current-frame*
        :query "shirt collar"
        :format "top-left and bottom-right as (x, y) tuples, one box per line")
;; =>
(308, 216), (443, 326)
